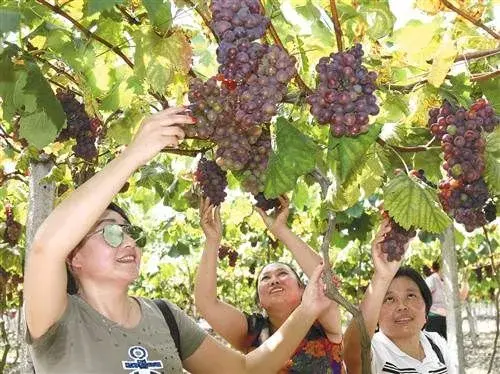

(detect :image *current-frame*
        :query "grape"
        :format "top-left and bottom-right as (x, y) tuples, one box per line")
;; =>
(469, 98), (499, 133)
(210, 0), (269, 43)
(254, 192), (280, 211)
(235, 45), (297, 128)
(195, 157), (228, 205)
(474, 267), (483, 282)
(218, 245), (230, 260)
(217, 41), (266, 82)
(483, 200), (497, 223)
(3, 205), (22, 246)
(307, 44), (379, 137)
(379, 211), (416, 262)
(241, 130), (272, 194)
(409, 169), (436, 188)
(438, 177), (489, 231)
(228, 249), (239, 267)
(56, 89), (98, 161)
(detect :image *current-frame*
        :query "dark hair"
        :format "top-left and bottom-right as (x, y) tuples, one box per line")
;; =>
(394, 266), (432, 316)
(254, 262), (305, 304)
(66, 202), (130, 295)
(431, 260), (440, 272)
(422, 264), (432, 277)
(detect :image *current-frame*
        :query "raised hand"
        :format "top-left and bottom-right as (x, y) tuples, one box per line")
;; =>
(371, 218), (405, 280)
(124, 107), (196, 166)
(200, 197), (222, 247)
(300, 263), (331, 319)
(255, 195), (289, 235)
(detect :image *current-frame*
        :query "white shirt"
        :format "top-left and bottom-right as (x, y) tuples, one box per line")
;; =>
(425, 273), (446, 316)
(371, 330), (453, 374)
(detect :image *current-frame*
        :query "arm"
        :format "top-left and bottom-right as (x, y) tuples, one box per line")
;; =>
(257, 195), (341, 341)
(186, 265), (331, 374)
(194, 199), (248, 351)
(24, 108), (194, 339)
(342, 219), (404, 373)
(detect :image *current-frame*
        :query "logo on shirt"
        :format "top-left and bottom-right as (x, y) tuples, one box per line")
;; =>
(122, 346), (163, 373)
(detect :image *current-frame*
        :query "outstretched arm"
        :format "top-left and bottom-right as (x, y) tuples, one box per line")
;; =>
(186, 264), (332, 374)
(257, 195), (341, 342)
(24, 108), (194, 339)
(343, 219), (404, 373)
(194, 198), (249, 351)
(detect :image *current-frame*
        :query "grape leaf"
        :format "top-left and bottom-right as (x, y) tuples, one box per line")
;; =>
(264, 118), (318, 198)
(143, 0), (173, 33)
(328, 123), (382, 184)
(485, 127), (500, 195)
(428, 38), (457, 88)
(359, 2), (396, 40)
(134, 29), (192, 94)
(83, 0), (124, 16)
(0, 6), (20, 35)
(383, 173), (451, 233)
(415, 0), (444, 14)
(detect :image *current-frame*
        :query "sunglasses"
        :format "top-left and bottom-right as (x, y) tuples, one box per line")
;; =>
(86, 223), (147, 248)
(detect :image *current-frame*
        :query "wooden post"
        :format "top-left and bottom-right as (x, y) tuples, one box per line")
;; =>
(440, 225), (465, 374)
(19, 156), (55, 374)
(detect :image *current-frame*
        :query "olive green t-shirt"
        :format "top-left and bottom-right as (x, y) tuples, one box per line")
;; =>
(27, 295), (207, 374)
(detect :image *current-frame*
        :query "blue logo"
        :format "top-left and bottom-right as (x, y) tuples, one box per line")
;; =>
(122, 346), (163, 373)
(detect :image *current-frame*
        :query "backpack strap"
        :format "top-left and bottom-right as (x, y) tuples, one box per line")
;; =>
(425, 334), (445, 365)
(154, 299), (182, 358)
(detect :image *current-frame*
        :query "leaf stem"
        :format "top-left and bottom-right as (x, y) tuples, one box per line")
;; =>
(329, 0), (343, 52)
(376, 137), (435, 153)
(440, 0), (500, 39)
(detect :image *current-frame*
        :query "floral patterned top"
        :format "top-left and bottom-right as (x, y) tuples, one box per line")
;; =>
(245, 313), (344, 374)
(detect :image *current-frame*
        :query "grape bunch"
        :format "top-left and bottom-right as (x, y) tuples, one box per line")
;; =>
(307, 44), (379, 137)
(218, 245), (239, 267)
(438, 178), (490, 232)
(217, 41), (266, 82)
(254, 193), (280, 211)
(186, 77), (236, 139)
(55, 89), (98, 161)
(210, 0), (268, 43)
(409, 169), (436, 188)
(3, 205), (22, 246)
(429, 98), (498, 230)
(195, 157), (228, 205)
(235, 45), (297, 129)
(379, 212), (416, 262)
(241, 130), (272, 195)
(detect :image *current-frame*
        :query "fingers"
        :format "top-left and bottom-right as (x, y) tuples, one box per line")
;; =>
(150, 106), (191, 118)
(214, 205), (221, 223)
(255, 206), (267, 219)
(309, 263), (325, 284)
(160, 126), (186, 140)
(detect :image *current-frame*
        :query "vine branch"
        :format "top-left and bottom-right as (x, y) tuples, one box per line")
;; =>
(116, 5), (142, 25)
(35, 0), (134, 69)
(470, 69), (500, 82)
(329, 0), (343, 52)
(455, 46), (500, 62)
(309, 168), (372, 374)
(441, 0), (499, 39)
(376, 137), (436, 153)
(161, 146), (214, 157)
(0, 125), (22, 154)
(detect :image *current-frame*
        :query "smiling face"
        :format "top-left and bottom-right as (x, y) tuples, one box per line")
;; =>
(378, 276), (427, 341)
(69, 210), (142, 287)
(256, 263), (304, 311)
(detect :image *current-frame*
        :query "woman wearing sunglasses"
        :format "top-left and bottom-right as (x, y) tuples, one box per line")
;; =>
(24, 107), (333, 374)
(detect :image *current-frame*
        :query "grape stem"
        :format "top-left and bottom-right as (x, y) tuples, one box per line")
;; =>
(309, 168), (372, 374)
(329, 0), (344, 52)
(116, 5), (143, 25)
(440, 0), (500, 40)
(182, 0), (219, 43)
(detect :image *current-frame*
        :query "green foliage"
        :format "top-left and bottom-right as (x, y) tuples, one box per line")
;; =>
(383, 173), (452, 233)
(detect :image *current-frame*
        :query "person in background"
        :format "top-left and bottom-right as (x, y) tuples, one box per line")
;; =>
(425, 260), (447, 339)
(343, 220), (452, 374)
(24, 107), (333, 374)
(195, 196), (344, 373)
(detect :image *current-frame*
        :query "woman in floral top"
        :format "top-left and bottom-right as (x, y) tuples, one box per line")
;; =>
(195, 196), (344, 373)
